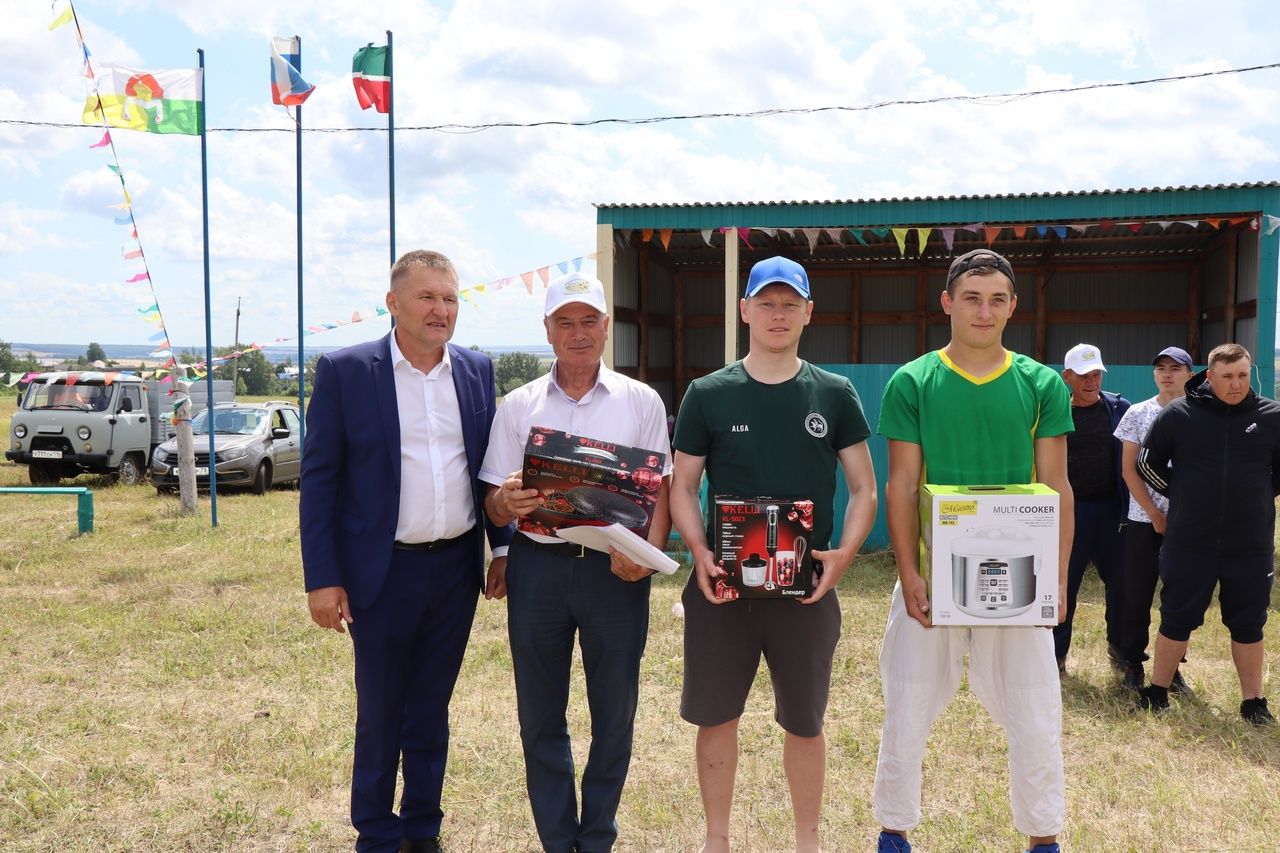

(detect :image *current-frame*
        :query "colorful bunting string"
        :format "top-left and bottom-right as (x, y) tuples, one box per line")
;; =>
(651, 216), (1267, 260)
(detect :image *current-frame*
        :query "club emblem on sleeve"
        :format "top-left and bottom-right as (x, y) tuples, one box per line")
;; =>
(805, 413), (828, 438)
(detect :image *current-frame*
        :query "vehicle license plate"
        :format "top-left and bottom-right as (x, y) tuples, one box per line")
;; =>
(194, 467), (209, 476)
(32, 450), (63, 459)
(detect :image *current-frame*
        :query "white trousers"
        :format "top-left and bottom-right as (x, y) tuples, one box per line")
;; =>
(872, 583), (1065, 837)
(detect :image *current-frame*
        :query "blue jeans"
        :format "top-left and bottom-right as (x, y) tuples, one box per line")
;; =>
(506, 538), (651, 853)
(1054, 496), (1124, 661)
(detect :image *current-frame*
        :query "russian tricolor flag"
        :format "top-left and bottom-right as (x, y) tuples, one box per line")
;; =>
(270, 36), (314, 106)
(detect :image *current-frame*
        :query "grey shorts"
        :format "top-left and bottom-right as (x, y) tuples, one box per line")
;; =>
(679, 575), (841, 738)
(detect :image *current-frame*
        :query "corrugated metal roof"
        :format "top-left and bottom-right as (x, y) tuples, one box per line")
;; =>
(595, 182), (1280, 210)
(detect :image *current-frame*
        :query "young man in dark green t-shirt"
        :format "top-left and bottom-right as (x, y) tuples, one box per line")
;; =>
(872, 249), (1075, 853)
(671, 256), (878, 853)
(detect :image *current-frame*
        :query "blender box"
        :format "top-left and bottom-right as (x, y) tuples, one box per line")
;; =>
(712, 496), (817, 600)
(519, 426), (666, 539)
(919, 484), (1060, 626)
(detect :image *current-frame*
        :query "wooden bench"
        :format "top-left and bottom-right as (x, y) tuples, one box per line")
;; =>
(0, 486), (94, 535)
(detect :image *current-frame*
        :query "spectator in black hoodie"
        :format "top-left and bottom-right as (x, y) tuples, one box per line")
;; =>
(1136, 343), (1279, 725)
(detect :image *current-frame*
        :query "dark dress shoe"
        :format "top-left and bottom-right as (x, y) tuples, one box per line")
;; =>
(400, 838), (442, 853)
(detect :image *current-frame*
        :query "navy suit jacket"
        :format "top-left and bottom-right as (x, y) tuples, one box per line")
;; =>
(300, 334), (513, 609)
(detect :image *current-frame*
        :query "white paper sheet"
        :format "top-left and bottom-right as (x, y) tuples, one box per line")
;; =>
(554, 523), (680, 575)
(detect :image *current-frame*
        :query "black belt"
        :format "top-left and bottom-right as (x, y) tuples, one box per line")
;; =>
(394, 529), (473, 552)
(517, 534), (588, 559)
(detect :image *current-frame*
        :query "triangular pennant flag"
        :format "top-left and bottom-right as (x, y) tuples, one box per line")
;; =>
(736, 227), (754, 249)
(848, 229), (868, 247)
(1127, 222), (1143, 234)
(1264, 215), (1280, 236)
(915, 228), (932, 253)
(940, 228), (955, 252)
(1228, 216), (1250, 227)
(107, 164), (121, 175)
(572, 257), (583, 271)
(700, 229), (714, 247)
(376, 306), (389, 315)
(587, 252), (598, 261)
(49, 1), (73, 30)
(557, 261), (569, 275)
(1068, 223), (1090, 234)
(778, 228), (795, 239)
(474, 285), (486, 293)
(802, 228), (821, 253)
(642, 229), (653, 242)
(90, 130), (111, 149)
(959, 222), (984, 233)
(1153, 220), (1173, 230)
(659, 229), (672, 250)
(521, 271), (535, 294)
(1012, 225), (1028, 239)
(1178, 220), (1202, 228)
(870, 227), (890, 239)
(123, 247), (142, 260)
(1035, 225), (1048, 238)
(983, 226), (1001, 246)
(114, 214), (133, 226)
(536, 266), (550, 285)
(127, 272), (149, 283)
(138, 303), (159, 313)
(759, 228), (778, 238)
(1052, 226), (1067, 240)
(891, 228), (909, 257)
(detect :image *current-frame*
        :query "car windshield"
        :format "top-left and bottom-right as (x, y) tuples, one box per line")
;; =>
(191, 408), (268, 436)
(21, 381), (110, 412)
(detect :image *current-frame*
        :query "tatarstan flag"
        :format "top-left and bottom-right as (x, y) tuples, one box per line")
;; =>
(352, 44), (390, 113)
(83, 64), (203, 135)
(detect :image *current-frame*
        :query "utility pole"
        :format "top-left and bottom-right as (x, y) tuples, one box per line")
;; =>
(232, 296), (241, 391)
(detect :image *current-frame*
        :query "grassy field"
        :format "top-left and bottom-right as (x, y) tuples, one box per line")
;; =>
(1, 396), (1278, 851)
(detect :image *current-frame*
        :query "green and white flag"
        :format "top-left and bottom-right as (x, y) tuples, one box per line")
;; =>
(352, 45), (390, 113)
(83, 65), (203, 135)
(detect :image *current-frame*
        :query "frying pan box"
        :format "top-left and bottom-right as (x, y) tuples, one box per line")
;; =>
(919, 484), (1060, 626)
(520, 426), (666, 540)
(712, 496), (816, 600)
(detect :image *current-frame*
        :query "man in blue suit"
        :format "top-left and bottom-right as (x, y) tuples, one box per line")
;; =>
(301, 249), (513, 852)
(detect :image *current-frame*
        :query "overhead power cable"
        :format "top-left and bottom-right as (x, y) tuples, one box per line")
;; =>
(5, 61), (1277, 135)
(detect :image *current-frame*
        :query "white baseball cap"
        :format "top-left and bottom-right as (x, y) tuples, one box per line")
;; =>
(544, 272), (607, 317)
(1063, 343), (1107, 374)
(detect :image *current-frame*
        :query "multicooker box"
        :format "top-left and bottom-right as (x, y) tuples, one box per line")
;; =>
(712, 496), (817, 600)
(919, 484), (1060, 626)
(519, 426), (666, 540)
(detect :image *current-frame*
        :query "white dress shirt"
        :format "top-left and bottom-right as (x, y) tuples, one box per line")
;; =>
(480, 362), (673, 542)
(390, 334), (478, 545)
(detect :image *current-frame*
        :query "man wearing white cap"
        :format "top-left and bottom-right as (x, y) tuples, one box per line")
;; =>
(481, 272), (672, 852)
(1056, 343), (1130, 676)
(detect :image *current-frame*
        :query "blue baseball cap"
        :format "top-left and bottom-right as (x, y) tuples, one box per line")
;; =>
(745, 256), (811, 299)
(1153, 346), (1193, 368)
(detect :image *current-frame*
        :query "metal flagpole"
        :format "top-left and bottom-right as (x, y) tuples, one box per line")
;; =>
(198, 48), (219, 527)
(387, 30), (396, 328)
(295, 35), (307, 449)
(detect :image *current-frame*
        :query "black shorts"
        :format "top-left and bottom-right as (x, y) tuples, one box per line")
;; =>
(679, 575), (840, 738)
(1158, 548), (1275, 644)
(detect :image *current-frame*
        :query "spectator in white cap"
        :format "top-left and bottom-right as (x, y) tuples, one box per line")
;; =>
(1056, 343), (1130, 677)
(480, 271), (673, 852)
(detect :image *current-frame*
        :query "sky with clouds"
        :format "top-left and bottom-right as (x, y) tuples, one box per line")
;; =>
(2, 0), (1279, 353)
